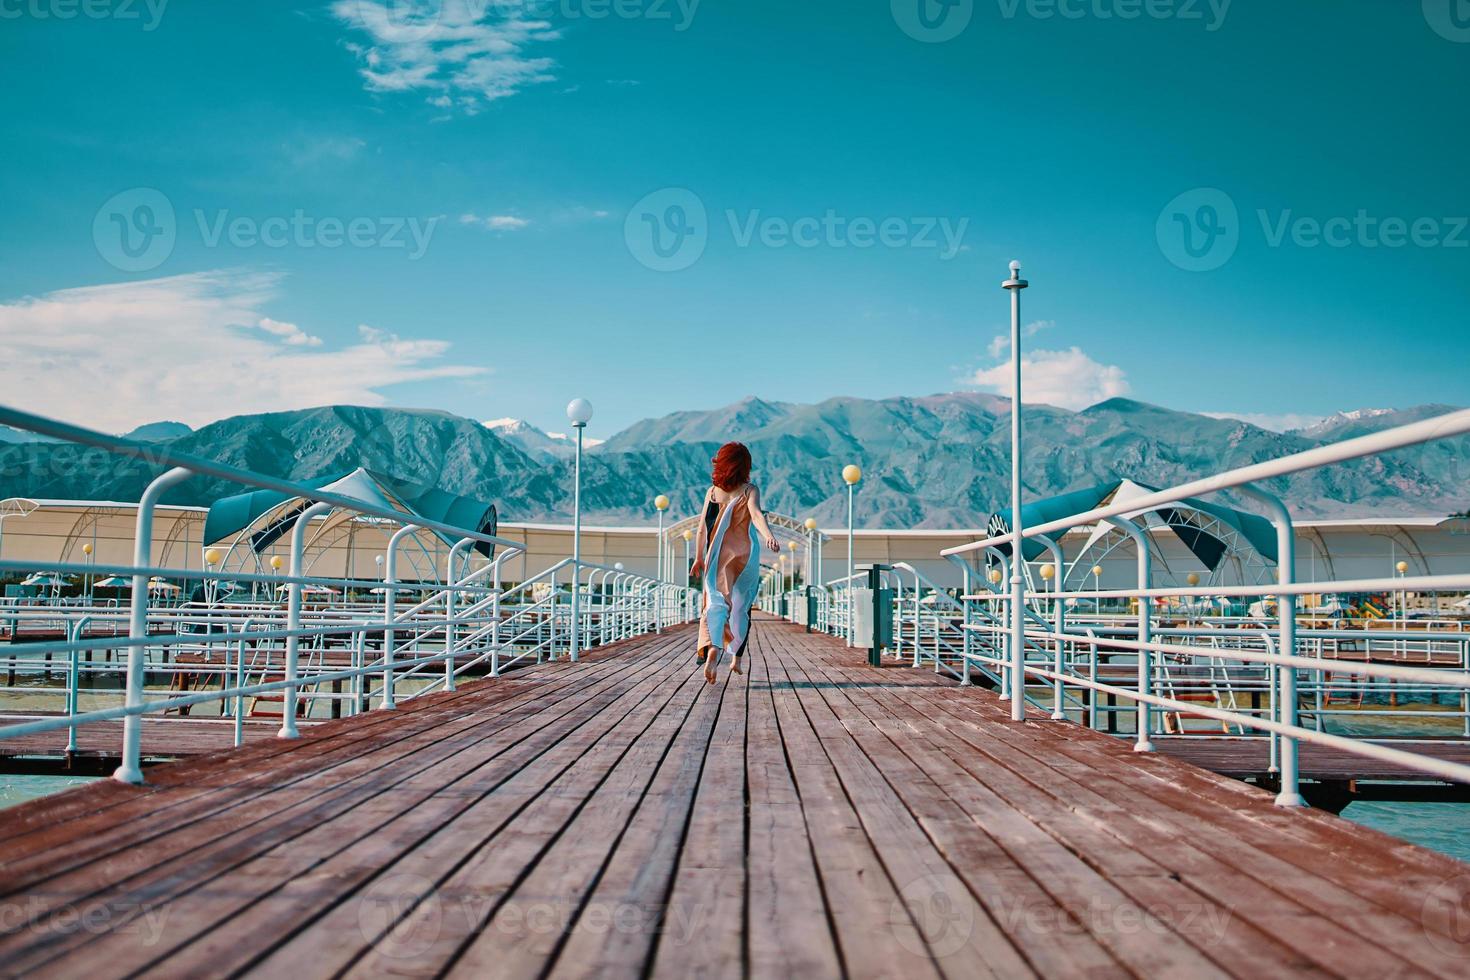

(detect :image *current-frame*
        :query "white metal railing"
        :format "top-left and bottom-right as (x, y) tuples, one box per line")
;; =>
(930, 407), (1470, 806)
(0, 405), (696, 785)
(763, 409), (1470, 806)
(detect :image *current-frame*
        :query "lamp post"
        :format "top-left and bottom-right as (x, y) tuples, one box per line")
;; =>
(567, 398), (593, 660)
(804, 517), (818, 586)
(1003, 259), (1029, 721)
(682, 529), (693, 585)
(83, 542), (94, 603)
(843, 464), (862, 647)
(654, 495), (670, 582)
(203, 547), (220, 605)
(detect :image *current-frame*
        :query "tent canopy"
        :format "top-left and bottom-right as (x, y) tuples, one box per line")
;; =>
(986, 479), (1278, 569)
(202, 468), (498, 558)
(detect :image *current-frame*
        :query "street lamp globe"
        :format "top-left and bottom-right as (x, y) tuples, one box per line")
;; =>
(654, 495), (670, 511)
(270, 555), (285, 571)
(566, 398), (594, 428)
(82, 543), (93, 556)
(682, 529), (692, 541)
(1186, 572), (1201, 586)
(842, 464), (862, 486)
(1040, 563), (1055, 581)
(614, 562), (624, 571)
(1091, 565), (1103, 579)
(988, 568), (1003, 585)
(204, 548), (220, 565)
(1396, 560), (1409, 574)
(804, 517), (817, 531)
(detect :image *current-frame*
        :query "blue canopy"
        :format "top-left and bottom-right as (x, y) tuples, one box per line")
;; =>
(987, 479), (1278, 568)
(202, 468), (498, 558)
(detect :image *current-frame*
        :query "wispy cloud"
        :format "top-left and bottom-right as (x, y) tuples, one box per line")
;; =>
(459, 213), (531, 230)
(1201, 411), (1326, 433)
(257, 317), (323, 347)
(0, 270), (485, 431)
(986, 319), (1055, 359)
(967, 346), (1130, 411)
(333, 0), (560, 114)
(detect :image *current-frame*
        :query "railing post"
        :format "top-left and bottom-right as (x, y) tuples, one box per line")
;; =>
(379, 523), (419, 712)
(491, 557), (505, 677)
(1036, 535), (1067, 721)
(1241, 484), (1307, 807)
(280, 500), (333, 738)
(115, 465), (191, 785)
(66, 617), (89, 756)
(445, 537), (474, 694)
(1103, 517), (1153, 752)
(234, 616), (253, 746)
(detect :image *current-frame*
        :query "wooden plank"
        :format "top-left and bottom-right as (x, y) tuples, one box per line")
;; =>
(238, 633), (697, 977)
(643, 628), (749, 979)
(2, 618), (1467, 979)
(437, 643), (711, 978)
(547, 640), (730, 979)
(739, 628), (845, 980)
(0, 638), (687, 974)
(0, 641), (634, 850)
(851, 630), (1467, 977)
(758, 628), (946, 980)
(780, 634), (1132, 977)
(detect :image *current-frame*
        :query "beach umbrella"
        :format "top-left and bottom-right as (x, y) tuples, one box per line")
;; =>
(93, 575), (132, 589)
(21, 572), (70, 587)
(275, 583), (340, 596)
(147, 577), (182, 593)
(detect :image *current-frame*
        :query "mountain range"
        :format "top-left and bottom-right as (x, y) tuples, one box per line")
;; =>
(0, 395), (1464, 528)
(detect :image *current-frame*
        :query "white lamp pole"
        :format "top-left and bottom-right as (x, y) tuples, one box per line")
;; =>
(1003, 259), (1029, 722)
(804, 517), (817, 587)
(682, 529), (693, 585)
(654, 495), (670, 582)
(842, 464), (862, 647)
(567, 398), (593, 661)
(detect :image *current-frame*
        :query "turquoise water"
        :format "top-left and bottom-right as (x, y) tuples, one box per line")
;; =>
(1, 774), (99, 808)
(1341, 801), (1470, 864)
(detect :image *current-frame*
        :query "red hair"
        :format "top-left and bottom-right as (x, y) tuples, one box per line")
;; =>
(711, 442), (752, 492)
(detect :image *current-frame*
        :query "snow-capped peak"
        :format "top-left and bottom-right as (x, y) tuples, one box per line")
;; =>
(483, 418), (602, 458)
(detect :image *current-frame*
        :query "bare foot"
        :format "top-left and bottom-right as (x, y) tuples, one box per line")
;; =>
(704, 658), (718, 684)
(730, 658), (743, 675)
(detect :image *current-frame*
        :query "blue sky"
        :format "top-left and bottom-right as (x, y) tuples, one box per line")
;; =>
(1, 0), (1467, 437)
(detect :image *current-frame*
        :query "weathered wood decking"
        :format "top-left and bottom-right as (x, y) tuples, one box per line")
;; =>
(2, 617), (1468, 978)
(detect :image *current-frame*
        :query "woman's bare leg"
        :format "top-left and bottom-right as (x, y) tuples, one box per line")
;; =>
(703, 644), (719, 683)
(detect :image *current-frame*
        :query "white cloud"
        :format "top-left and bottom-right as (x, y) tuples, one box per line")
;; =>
(257, 317), (323, 347)
(0, 270), (486, 431)
(967, 346), (1130, 411)
(1201, 411), (1326, 433)
(333, 0), (560, 113)
(459, 213), (530, 230)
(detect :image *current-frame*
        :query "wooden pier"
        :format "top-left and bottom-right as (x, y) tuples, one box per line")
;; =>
(2, 617), (1468, 977)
